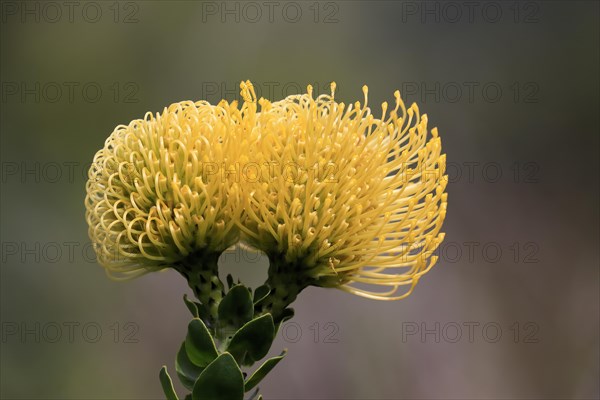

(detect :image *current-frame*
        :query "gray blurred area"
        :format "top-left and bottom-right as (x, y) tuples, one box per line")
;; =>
(1, 1), (598, 399)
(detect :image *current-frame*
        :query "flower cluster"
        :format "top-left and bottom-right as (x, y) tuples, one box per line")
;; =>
(85, 81), (447, 307)
(86, 99), (247, 277)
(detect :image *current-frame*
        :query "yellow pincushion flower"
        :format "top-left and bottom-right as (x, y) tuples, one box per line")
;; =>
(85, 99), (258, 314)
(85, 81), (449, 397)
(240, 83), (447, 306)
(85, 81), (447, 320)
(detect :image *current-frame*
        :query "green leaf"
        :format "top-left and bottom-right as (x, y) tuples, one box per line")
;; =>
(275, 307), (295, 332)
(183, 294), (199, 318)
(227, 314), (275, 365)
(226, 274), (234, 290)
(244, 350), (287, 392)
(280, 307), (294, 322)
(253, 285), (270, 305)
(175, 342), (203, 390)
(192, 352), (244, 400)
(159, 366), (179, 400)
(218, 285), (253, 329)
(185, 318), (219, 367)
(183, 295), (213, 326)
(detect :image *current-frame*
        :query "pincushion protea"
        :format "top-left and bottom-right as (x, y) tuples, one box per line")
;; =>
(85, 81), (447, 310)
(85, 98), (255, 316)
(238, 83), (447, 317)
(85, 81), (448, 399)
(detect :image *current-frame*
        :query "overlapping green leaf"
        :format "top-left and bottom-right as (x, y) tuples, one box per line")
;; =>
(185, 318), (219, 367)
(183, 294), (199, 318)
(227, 314), (275, 365)
(175, 342), (203, 390)
(159, 366), (179, 400)
(245, 350), (287, 392)
(218, 285), (254, 329)
(253, 285), (270, 305)
(192, 353), (244, 400)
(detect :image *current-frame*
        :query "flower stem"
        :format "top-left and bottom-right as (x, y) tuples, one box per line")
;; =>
(256, 257), (309, 322)
(175, 252), (225, 326)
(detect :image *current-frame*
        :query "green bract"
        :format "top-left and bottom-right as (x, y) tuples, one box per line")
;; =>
(160, 280), (290, 399)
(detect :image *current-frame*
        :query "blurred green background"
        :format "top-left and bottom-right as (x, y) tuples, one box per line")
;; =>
(1, 1), (598, 399)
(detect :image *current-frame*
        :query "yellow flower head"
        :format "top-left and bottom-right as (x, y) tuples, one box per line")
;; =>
(85, 99), (251, 280)
(85, 81), (447, 307)
(240, 83), (447, 300)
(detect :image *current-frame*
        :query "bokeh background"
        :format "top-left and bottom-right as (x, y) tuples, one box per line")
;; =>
(1, 1), (598, 399)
